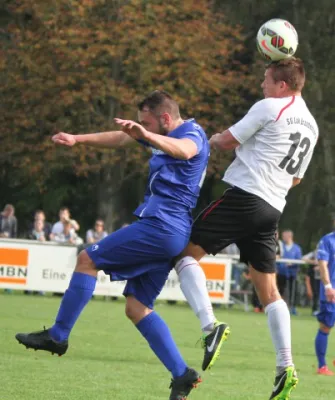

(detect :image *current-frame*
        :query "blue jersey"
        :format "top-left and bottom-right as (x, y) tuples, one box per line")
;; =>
(134, 119), (209, 234)
(276, 242), (302, 277)
(317, 232), (335, 302)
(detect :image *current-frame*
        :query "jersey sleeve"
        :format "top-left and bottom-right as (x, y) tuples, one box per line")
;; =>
(317, 237), (331, 262)
(177, 130), (204, 154)
(229, 99), (275, 144)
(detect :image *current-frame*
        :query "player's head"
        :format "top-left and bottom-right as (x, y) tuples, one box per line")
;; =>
(137, 90), (181, 135)
(262, 57), (305, 98)
(94, 219), (104, 232)
(34, 209), (45, 221)
(2, 204), (14, 217)
(34, 219), (44, 232)
(59, 207), (70, 222)
(282, 229), (294, 244)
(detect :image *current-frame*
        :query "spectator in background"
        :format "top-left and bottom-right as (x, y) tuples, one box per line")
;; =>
(32, 210), (52, 239)
(0, 204), (17, 238)
(28, 219), (47, 242)
(275, 229), (283, 259)
(1, 204), (17, 294)
(50, 207), (80, 241)
(221, 243), (244, 290)
(86, 219), (108, 244)
(52, 221), (83, 245)
(243, 266), (263, 313)
(277, 230), (302, 315)
(303, 249), (320, 315)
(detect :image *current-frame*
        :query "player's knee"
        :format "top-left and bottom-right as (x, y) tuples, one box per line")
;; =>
(176, 242), (206, 263)
(320, 324), (331, 334)
(125, 296), (152, 324)
(75, 250), (96, 274)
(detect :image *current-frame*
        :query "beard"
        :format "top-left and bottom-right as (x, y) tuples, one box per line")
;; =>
(158, 120), (169, 135)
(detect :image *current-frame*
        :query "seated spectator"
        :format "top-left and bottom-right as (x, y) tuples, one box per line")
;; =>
(28, 219), (47, 242)
(0, 204), (17, 238)
(31, 210), (52, 239)
(53, 221), (83, 245)
(86, 219), (108, 244)
(50, 207), (80, 240)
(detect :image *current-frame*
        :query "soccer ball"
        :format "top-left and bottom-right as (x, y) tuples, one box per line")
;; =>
(256, 19), (298, 61)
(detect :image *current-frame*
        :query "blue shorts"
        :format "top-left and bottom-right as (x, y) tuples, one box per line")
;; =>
(86, 218), (189, 309)
(316, 301), (335, 328)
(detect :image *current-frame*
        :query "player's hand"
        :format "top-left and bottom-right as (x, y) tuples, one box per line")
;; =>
(209, 133), (221, 148)
(114, 118), (150, 140)
(325, 287), (335, 303)
(52, 132), (77, 147)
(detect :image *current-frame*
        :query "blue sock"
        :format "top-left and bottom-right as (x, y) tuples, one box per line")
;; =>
(315, 329), (329, 368)
(50, 272), (96, 342)
(136, 312), (188, 378)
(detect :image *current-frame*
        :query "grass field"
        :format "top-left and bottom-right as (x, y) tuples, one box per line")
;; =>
(1, 293), (335, 400)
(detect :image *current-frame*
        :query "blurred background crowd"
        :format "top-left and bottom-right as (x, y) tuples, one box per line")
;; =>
(0, 202), (326, 315)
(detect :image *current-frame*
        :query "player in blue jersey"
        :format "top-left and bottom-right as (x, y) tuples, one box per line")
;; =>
(15, 91), (209, 400)
(315, 221), (335, 376)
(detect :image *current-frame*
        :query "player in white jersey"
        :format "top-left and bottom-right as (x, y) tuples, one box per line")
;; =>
(174, 58), (318, 399)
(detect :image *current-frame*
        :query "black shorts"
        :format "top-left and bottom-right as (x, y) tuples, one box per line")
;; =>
(191, 187), (281, 273)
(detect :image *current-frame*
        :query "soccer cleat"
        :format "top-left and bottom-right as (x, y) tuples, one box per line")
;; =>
(269, 366), (298, 400)
(15, 327), (68, 356)
(169, 368), (201, 400)
(201, 321), (230, 371)
(317, 366), (334, 376)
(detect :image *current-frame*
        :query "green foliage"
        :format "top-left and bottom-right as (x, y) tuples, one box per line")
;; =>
(1, 0), (334, 244)
(1, 0), (252, 231)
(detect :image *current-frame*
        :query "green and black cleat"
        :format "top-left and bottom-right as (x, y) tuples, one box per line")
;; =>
(169, 368), (202, 400)
(269, 366), (298, 400)
(15, 327), (68, 356)
(201, 321), (230, 371)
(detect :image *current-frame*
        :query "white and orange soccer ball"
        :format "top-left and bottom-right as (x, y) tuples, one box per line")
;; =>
(256, 19), (299, 61)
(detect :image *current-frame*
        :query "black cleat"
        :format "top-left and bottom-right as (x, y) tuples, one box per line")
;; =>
(169, 368), (201, 400)
(15, 327), (68, 356)
(201, 321), (230, 371)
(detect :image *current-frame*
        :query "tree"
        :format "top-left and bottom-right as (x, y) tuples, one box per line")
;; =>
(1, 0), (253, 232)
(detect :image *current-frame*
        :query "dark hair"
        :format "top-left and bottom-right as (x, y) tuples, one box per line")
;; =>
(60, 207), (70, 213)
(35, 209), (45, 215)
(266, 57), (305, 92)
(137, 90), (180, 119)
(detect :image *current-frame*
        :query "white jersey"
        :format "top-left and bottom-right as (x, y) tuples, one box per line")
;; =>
(223, 96), (318, 212)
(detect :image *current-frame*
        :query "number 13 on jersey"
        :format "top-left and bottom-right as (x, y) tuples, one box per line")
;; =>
(279, 132), (311, 175)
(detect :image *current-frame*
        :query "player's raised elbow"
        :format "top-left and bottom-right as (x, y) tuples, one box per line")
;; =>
(178, 141), (198, 160)
(180, 149), (197, 160)
(292, 177), (301, 188)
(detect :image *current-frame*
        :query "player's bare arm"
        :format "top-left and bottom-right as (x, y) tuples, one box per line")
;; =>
(319, 259), (335, 303)
(115, 118), (198, 160)
(291, 178), (301, 188)
(209, 129), (240, 151)
(52, 130), (135, 148)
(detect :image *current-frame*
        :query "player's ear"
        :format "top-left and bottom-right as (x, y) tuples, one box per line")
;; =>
(280, 80), (287, 90)
(160, 113), (171, 127)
